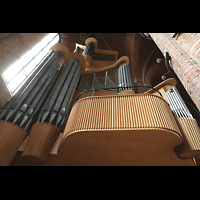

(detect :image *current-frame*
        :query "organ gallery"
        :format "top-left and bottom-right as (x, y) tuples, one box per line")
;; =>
(0, 33), (200, 166)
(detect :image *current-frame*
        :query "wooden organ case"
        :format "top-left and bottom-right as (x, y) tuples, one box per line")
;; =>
(4, 37), (200, 166)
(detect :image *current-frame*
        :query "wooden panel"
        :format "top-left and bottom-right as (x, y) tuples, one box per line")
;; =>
(56, 94), (195, 165)
(75, 43), (118, 59)
(21, 122), (60, 165)
(63, 94), (181, 137)
(175, 118), (200, 158)
(0, 120), (27, 166)
(83, 56), (129, 74)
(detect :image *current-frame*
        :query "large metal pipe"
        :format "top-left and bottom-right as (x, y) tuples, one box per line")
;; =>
(57, 66), (81, 128)
(165, 86), (193, 119)
(48, 60), (79, 124)
(4, 53), (60, 121)
(39, 58), (75, 123)
(82, 42), (94, 58)
(21, 58), (82, 164)
(0, 51), (55, 120)
(20, 70), (61, 130)
(118, 67), (122, 88)
(12, 57), (61, 124)
(0, 50), (62, 166)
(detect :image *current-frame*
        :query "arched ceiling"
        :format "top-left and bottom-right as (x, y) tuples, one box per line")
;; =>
(60, 33), (166, 86)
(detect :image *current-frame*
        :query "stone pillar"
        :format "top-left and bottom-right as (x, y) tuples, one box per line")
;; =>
(149, 33), (200, 112)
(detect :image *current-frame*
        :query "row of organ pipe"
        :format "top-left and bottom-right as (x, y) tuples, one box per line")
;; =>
(0, 48), (81, 165)
(0, 37), (200, 166)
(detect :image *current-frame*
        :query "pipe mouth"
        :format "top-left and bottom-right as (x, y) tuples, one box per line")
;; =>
(0, 120), (27, 166)
(22, 122), (60, 165)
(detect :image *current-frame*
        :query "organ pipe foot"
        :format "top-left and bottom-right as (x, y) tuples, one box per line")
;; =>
(175, 118), (200, 159)
(0, 120), (27, 166)
(22, 122), (60, 165)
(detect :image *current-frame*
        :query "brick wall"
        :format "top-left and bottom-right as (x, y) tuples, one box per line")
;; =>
(149, 33), (200, 112)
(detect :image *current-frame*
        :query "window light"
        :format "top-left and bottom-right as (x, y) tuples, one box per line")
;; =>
(1, 33), (60, 96)
(3, 59), (23, 83)
(21, 50), (33, 66)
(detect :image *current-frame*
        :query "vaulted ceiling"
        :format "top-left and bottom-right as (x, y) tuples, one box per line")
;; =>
(60, 33), (166, 86)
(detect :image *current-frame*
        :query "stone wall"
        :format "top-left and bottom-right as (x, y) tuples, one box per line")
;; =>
(149, 33), (200, 112)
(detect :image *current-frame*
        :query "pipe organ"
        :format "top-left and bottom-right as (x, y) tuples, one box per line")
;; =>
(0, 37), (200, 166)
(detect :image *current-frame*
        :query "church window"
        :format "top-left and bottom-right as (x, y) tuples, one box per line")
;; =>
(1, 33), (60, 96)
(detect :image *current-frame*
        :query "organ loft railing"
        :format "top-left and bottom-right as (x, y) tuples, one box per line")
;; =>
(1, 37), (200, 166)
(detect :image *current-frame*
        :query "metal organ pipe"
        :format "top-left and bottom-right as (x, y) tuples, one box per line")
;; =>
(118, 63), (133, 91)
(165, 86), (200, 159)
(0, 51), (55, 120)
(165, 86), (193, 119)
(3, 36), (200, 166)
(21, 58), (81, 164)
(0, 44), (81, 165)
(0, 50), (64, 166)
(82, 42), (95, 58)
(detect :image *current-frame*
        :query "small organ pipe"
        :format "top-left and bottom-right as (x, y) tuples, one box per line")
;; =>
(118, 63), (133, 91)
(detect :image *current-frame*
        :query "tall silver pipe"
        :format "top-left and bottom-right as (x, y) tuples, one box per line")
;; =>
(165, 86), (193, 119)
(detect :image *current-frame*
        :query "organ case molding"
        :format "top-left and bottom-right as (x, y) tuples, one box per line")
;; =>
(54, 94), (194, 165)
